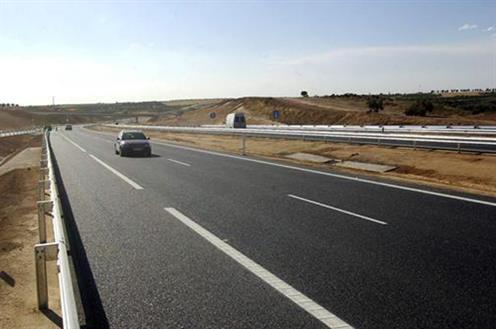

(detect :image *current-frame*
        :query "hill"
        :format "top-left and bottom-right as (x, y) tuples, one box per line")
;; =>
(147, 94), (496, 126)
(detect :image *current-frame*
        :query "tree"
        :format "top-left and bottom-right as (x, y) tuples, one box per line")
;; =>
(367, 97), (384, 113)
(405, 99), (434, 116)
(300, 91), (309, 98)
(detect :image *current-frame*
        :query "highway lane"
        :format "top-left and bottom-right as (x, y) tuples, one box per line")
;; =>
(52, 127), (496, 328)
(51, 130), (330, 328)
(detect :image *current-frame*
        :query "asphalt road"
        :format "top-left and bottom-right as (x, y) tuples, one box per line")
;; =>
(51, 126), (496, 328)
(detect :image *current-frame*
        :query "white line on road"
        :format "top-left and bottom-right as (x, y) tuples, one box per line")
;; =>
(167, 158), (191, 167)
(149, 140), (496, 208)
(288, 194), (387, 225)
(60, 134), (87, 153)
(164, 207), (354, 329)
(89, 154), (143, 190)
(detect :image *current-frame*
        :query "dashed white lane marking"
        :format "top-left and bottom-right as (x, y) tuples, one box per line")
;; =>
(288, 194), (387, 225)
(167, 158), (191, 167)
(89, 154), (143, 190)
(164, 207), (354, 329)
(60, 134), (87, 153)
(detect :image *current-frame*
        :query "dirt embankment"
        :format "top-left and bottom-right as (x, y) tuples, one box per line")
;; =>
(147, 97), (496, 127)
(0, 136), (61, 328)
(0, 135), (42, 161)
(90, 125), (496, 198)
(0, 108), (114, 131)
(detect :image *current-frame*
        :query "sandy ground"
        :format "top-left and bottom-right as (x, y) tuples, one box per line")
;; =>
(0, 136), (61, 328)
(92, 125), (496, 197)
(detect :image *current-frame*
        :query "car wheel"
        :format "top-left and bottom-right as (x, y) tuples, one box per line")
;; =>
(119, 150), (125, 157)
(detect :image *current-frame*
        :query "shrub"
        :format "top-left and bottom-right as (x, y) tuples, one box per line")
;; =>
(367, 97), (384, 113)
(405, 100), (434, 116)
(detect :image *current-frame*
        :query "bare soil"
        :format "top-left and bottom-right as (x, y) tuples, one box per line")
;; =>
(0, 135), (41, 160)
(147, 97), (496, 127)
(90, 125), (496, 198)
(0, 137), (61, 328)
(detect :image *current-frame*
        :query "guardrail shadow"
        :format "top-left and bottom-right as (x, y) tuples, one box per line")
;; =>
(0, 271), (15, 287)
(41, 309), (63, 328)
(51, 151), (109, 329)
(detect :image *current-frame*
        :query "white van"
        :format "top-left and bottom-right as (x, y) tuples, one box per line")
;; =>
(226, 112), (246, 128)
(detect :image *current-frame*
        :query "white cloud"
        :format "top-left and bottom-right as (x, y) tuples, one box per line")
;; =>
(485, 26), (495, 32)
(458, 23), (478, 31)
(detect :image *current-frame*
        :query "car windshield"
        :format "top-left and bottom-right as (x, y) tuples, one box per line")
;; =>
(122, 132), (146, 140)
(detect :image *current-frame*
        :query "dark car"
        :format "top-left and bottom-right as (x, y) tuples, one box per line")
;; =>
(65, 124), (72, 130)
(114, 130), (151, 157)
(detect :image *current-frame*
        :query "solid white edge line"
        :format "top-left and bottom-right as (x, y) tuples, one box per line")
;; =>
(167, 158), (191, 167)
(60, 134), (87, 153)
(150, 141), (496, 208)
(89, 154), (143, 190)
(288, 194), (388, 225)
(164, 207), (354, 329)
(84, 127), (496, 208)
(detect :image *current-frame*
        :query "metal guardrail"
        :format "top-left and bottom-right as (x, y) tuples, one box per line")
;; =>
(0, 127), (43, 138)
(201, 124), (496, 135)
(35, 131), (80, 328)
(106, 124), (496, 154)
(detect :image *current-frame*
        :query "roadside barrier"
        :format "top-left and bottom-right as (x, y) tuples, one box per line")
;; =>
(0, 127), (42, 138)
(35, 131), (80, 328)
(106, 124), (496, 154)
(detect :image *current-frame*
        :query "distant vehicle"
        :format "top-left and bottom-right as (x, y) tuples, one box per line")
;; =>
(65, 124), (72, 130)
(114, 130), (151, 157)
(226, 112), (246, 128)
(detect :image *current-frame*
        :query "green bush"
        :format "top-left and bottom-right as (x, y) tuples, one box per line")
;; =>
(367, 97), (384, 113)
(405, 100), (434, 116)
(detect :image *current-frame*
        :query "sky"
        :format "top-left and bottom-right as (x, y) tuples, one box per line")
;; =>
(0, 0), (495, 105)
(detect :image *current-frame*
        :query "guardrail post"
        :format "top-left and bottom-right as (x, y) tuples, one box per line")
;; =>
(241, 135), (246, 156)
(457, 143), (461, 153)
(34, 242), (58, 310)
(39, 167), (48, 180)
(38, 180), (50, 200)
(37, 200), (53, 243)
(413, 140), (417, 151)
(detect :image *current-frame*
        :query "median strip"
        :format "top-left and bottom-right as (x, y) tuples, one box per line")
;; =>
(89, 154), (144, 190)
(164, 207), (354, 329)
(288, 194), (387, 225)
